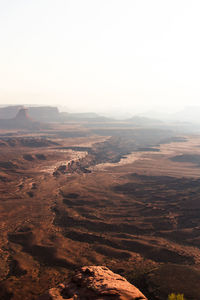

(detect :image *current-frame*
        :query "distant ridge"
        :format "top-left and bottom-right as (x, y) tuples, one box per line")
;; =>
(0, 106), (60, 122)
(126, 115), (164, 127)
(0, 105), (113, 123)
(60, 111), (113, 122)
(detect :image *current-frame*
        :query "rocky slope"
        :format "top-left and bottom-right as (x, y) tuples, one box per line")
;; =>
(39, 266), (147, 300)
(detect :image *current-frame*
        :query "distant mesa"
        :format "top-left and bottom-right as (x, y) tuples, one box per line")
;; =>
(0, 105), (60, 122)
(0, 107), (44, 130)
(28, 106), (60, 122)
(15, 107), (30, 120)
(0, 105), (23, 119)
(14, 108), (34, 127)
(0, 105), (112, 123)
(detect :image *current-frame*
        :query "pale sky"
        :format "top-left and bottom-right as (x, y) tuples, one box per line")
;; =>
(0, 0), (200, 113)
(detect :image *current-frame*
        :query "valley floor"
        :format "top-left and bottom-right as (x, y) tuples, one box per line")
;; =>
(0, 126), (200, 299)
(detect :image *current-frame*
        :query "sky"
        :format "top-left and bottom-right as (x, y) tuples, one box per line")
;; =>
(0, 0), (200, 114)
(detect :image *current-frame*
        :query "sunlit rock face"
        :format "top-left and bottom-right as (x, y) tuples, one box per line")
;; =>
(39, 266), (147, 300)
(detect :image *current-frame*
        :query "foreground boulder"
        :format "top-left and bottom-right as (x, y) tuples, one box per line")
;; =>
(39, 266), (147, 299)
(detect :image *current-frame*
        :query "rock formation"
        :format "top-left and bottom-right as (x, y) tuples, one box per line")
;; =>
(0, 105), (23, 119)
(28, 106), (61, 122)
(0, 105), (60, 122)
(39, 266), (147, 300)
(14, 107), (35, 127)
(0, 107), (47, 130)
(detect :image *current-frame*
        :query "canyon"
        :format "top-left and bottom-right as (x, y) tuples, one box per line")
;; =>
(0, 108), (200, 299)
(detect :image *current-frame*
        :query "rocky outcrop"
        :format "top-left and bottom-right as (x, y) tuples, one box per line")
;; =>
(39, 266), (147, 300)
(0, 105), (23, 119)
(15, 107), (31, 120)
(0, 105), (60, 122)
(0, 107), (48, 130)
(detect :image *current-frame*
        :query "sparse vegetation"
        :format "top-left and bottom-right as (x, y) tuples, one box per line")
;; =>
(168, 293), (185, 300)
(0, 122), (200, 299)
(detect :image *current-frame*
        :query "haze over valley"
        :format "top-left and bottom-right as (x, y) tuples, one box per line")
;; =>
(1, 1), (200, 299)
(0, 105), (199, 299)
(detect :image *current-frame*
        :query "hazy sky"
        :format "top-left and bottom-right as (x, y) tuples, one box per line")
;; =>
(0, 0), (200, 113)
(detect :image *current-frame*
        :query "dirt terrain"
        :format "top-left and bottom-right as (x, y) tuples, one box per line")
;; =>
(0, 123), (200, 299)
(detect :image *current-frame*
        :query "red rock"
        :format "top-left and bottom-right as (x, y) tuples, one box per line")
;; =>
(39, 266), (147, 300)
